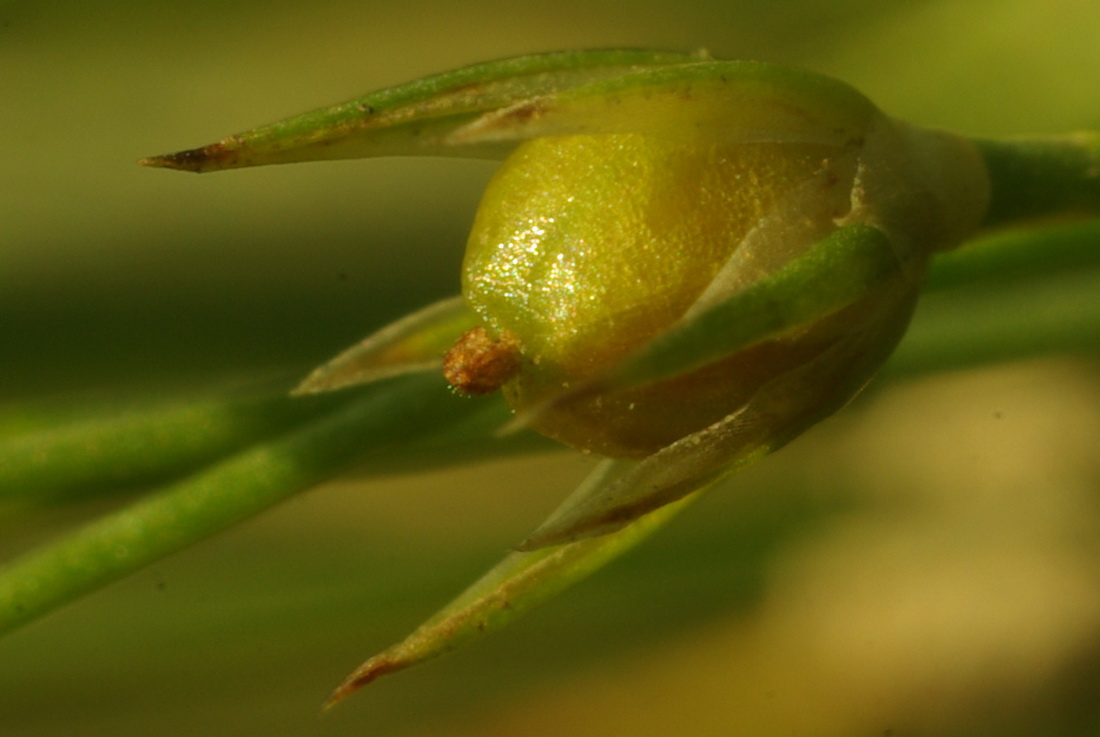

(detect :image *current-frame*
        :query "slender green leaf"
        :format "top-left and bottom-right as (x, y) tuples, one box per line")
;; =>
(324, 459), (703, 707)
(139, 49), (701, 172)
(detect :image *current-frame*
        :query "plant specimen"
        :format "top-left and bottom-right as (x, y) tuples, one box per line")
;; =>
(3, 49), (1098, 707)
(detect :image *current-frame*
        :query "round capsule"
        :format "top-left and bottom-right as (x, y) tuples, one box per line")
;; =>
(452, 132), (889, 457)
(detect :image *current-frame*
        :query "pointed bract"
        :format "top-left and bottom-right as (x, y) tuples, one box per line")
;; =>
(324, 459), (700, 707)
(292, 296), (475, 395)
(140, 49), (704, 172)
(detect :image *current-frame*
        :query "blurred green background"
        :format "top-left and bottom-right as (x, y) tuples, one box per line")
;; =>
(3, 0), (1100, 735)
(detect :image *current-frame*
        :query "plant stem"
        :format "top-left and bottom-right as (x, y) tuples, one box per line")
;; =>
(0, 392), (343, 504)
(975, 132), (1100, 227)
(0, 373), (465, 635)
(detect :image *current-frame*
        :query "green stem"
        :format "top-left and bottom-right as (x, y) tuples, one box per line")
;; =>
(0, 373), (465, 635)
(0, 392), (343, 504)
(975, 132), (1100, 227)
(927, 219), (1100, 292)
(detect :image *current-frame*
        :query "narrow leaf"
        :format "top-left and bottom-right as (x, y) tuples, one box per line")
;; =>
(516, 437), (768, 551)
(139, 49), (701, 172)
(324, 458), (702, 708)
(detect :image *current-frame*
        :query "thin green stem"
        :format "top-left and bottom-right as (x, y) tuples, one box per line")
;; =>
(0, 392), (343, 504)
(975, 132), (1100, 227)
(0, 373), (467, 635)
(926, 218), (1100, 292)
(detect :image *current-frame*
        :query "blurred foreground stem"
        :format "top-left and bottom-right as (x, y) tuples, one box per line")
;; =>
(0, 373), (467, 635)
(976, 133), (1100, 227)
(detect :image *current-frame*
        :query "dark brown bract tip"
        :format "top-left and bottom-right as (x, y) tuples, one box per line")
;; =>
(443, 327), (521, 395)
(321, 657), (405, 711)
(137, 140), (241, 173)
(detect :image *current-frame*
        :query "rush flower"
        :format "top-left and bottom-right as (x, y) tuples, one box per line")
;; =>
(140, 49), (1098, 703)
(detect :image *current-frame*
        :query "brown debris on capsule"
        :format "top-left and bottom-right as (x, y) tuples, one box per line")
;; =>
(443, 327), (521, 395)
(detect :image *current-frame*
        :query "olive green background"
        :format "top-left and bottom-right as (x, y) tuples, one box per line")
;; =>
(3, 1), (1100, 735)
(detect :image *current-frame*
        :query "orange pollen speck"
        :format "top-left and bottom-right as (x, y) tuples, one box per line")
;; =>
(443, 327), (521, 395)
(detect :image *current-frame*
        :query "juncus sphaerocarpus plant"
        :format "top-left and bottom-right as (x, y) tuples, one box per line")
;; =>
(4, 49), (1098, 707)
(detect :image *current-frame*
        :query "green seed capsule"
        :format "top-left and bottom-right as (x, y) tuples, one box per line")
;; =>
(449, 132), (908, 457)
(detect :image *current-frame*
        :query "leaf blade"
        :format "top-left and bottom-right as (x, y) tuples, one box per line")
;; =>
(139, 49), (702, 172)
(323, 458), (702, 708)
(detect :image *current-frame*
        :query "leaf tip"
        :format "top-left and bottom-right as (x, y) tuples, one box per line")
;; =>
(288, 372), (329, 397)
(512, 531), (564, 552)
(322, 656), (407, 711)
(138, 138), (243, 173)
(515, 514), (626, 552)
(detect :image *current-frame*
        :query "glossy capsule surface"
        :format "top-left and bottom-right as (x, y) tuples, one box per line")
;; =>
(458, 133), (879, 457)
